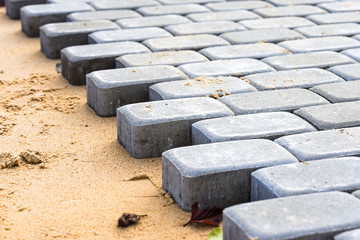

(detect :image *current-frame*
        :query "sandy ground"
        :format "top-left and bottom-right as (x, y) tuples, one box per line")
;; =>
(0, 7), (213, 240)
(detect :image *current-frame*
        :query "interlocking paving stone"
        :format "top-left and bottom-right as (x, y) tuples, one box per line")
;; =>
(117, 97), (234, 158)
(137, 4), (210, 16)
(66, 10), (141, 22)
(341, 48), (360, 62)
(162, 139), (298, 211)
(245, 68), (344, 90)
(307, 12), (360, 24)
(254, 5), (326, 18)
(86, 65), (188, 117)
(149, 76), (257, 100)
(20, 3), (94, 37)
(310, 81), (360, 103)
(205, 1), (273, 11)
(268, 0), (335, 6)
(116, 50), (208, 68)
(90, 0), (159, 11)
(239, 17), (315, 30)
(251, 157), (360, 201)
(192, 112), (316, 144)
(164, 21), (245, 36)
(328, 63), (360, 81)
(295, 23), (360, 38)
(179, 59), (274, 78)
(219, 88), (329, 114)
(262, 51), (356, 70)
(187, 10), (260, 22)
(158, 0), (223, 4)
(353, 34), (360, 42)
(223, 192), (360, 240)
(318, 1), (360, 12)
(220, 28), (304, 44)
(353, 190), (360, 199)
(88, 27), (172, 44)
(48, 0), (93, 3)
(275, 126), (360, 161)
(279, 36), (360, 53)
(200, 43), (288, 60)
(5, 0), (46, 19)
(116, 15), (191, 29)
(294, 101), (360, 130)
(61, 42), (150, 85)
(335, 228), (360, 240)
(142, 34), (230, 52)
(40, 20), (119, 59)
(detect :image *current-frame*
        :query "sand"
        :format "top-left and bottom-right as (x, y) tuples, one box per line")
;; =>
(0, 7), (212, 239)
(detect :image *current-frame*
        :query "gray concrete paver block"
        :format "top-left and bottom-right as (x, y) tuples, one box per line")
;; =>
(307, 12), (360, 24)
(39, 20), (119, 59)
(205, 1), (273, 11)
(328, 63), (360, 81)
(61, 42), (150, 85)
(48, 0), (93, 3)
(239, 17), (315, 30)
(5, 0), (46, 19)
(117, 97), (234, 158)
(295, 23), (360, 37)
(294, 101), (360, 130)
(254, 5), (326, 18)
(268, 0), (335, 6)
(310, 81), (360, 103)
(220, 28), (304, 44)
(275, 126), (360, 161)
(251, 157), (360, 201)
(353, 190), (360, 199)
(66, 10), (141, 22)
(88, 27), (172, 44)
(20, 3), (94, 37)
(200, 43), (289, 60)
(335, 228), (360, 240)
(341, 48), (360, 62)
(162, 139), (298, 211)
(137, 4), (210, 16)
(165, 21), (245, 36)
(180, 59), (274, 79)
(245, 68), (344, 90)
(219, 88), (329, 115)
(116, 50), (208, 68)
(116, 15), (191, 29)
(262, 51), (356, 70)
(223, 192), (360, 240)
(86, 65), (188, 117)
(187, 10), (260, 22)
(192, 112), (316, 144)
(158, 0), (223, 4)
(149, 76), (257, 100)
(279, 36), (360, 53)
(91, 0), (159, 11)
(142, 34), (230, 52)
(318, 1), (360, 12)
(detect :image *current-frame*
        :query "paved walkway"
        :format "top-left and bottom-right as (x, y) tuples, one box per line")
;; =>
(5, 0), (360, 239)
